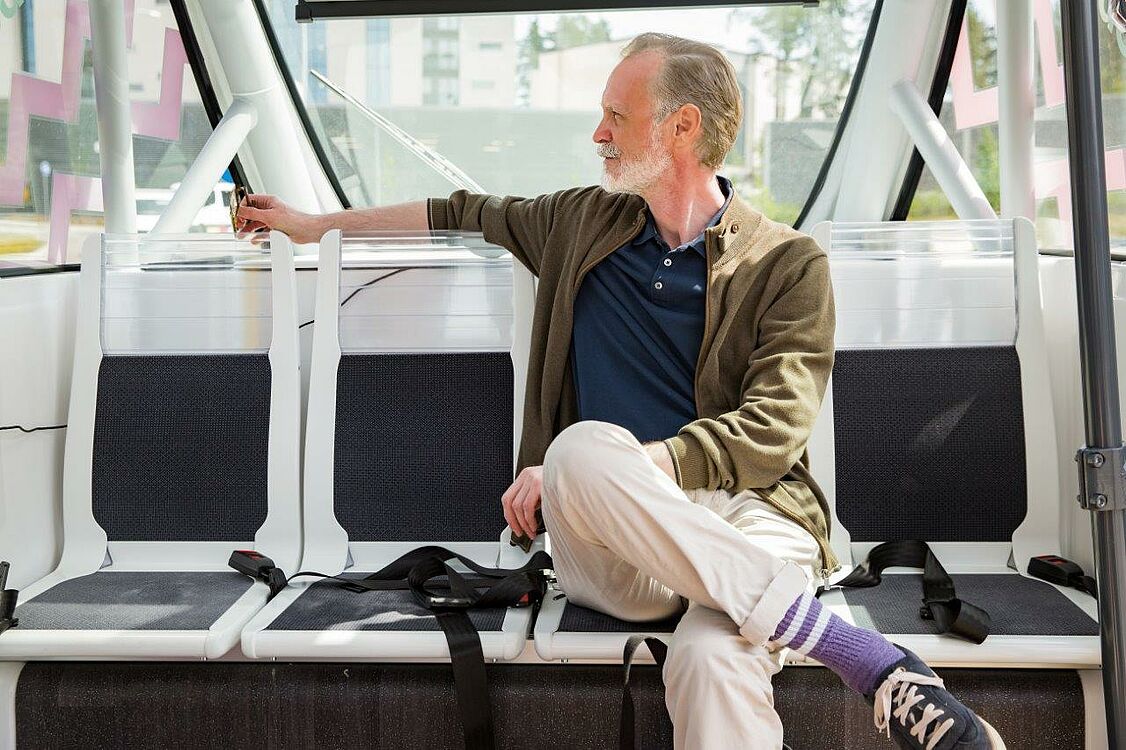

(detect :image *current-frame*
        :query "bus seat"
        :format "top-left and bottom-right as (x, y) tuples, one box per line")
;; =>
(240, 229), (538, 661)
(0, 231), (302, 660)
(810, 218), (1100, 668)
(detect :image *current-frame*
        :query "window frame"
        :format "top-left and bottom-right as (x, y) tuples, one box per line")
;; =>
(250, 0), (354, 209)
(792, 0), (884, 228)
(295, 0), (817, 22)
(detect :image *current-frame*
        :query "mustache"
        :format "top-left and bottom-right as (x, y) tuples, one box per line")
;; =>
(597, 142), (621, 159)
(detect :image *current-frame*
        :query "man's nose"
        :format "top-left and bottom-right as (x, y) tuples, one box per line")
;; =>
(592, 120), (611, 144)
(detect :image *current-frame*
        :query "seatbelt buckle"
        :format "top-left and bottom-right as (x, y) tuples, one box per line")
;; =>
(228, 550), (287, 598)
(510, 532), (533, 554)
(229, 549), (276, 579)
(1028, 554), (1097, 596)
(0, 561), (19, 635)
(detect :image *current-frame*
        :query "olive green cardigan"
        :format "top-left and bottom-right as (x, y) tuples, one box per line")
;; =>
(428, 185), (839, 575)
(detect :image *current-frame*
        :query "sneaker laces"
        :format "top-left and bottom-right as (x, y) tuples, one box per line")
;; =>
(873, 668), (957, 750)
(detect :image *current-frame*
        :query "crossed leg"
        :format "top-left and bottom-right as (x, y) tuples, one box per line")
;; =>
(540, 420), (821, 749)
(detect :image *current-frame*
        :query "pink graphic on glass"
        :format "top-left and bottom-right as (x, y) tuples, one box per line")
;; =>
(948, 0), (1122, 232)
(0, 0), (190, 262)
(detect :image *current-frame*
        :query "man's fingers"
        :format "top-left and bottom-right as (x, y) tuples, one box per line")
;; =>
(519, 484), (540, 537)
(237, 205), (265, 222)
(236, 224), (265, 241)
(236, 218), (265, 236)
(244, 193), (275, 209)
(502, 498), (521, 538)
(501, 479), (522, 534)
(511, 482), (535, 538)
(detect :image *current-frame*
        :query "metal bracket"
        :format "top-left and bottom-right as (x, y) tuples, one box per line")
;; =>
(1075, 444), (1126, 511)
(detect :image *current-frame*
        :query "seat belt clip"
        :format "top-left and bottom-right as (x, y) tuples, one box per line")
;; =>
(0, 561), (19, 635)
(228, 550), (287, 598)
(1028, 554), (1098, 597)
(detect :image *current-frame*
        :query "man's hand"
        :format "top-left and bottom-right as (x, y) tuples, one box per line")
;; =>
(502, 466), (544, 540)
(644, 441), (677, 482)
(235, 193), (325, 244)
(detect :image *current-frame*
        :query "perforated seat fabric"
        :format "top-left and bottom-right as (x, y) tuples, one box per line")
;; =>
(266, 578), (508, 632)
(333, 352), (513, 543)
(92, 354), (272, 542)
(833, 346), (1027, 542)
(12, 572), (254, 631)
(557, 602), (682, 634)
(837, 573), (1098, 636)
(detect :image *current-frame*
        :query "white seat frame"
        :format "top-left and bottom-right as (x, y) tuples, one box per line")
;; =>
(809, 218), (1099, 668)
(242, 229), (542, 661)
(0, 231), (302, 661)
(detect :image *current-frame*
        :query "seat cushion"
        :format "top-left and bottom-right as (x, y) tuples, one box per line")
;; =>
(557, 602), (681, 634)
(266, 578), (508, 632)
(837, 573), (1098, 636)
(13, 571), (254, 630)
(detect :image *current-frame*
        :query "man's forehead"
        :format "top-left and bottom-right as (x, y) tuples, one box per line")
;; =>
(603, 54), (659, 110)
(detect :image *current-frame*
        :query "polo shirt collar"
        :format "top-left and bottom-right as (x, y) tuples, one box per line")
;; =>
(635, 175), (734, 257)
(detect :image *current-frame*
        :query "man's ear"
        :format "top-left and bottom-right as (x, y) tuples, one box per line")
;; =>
(672, 103), (703, 150)
(671, 102), (698, 137)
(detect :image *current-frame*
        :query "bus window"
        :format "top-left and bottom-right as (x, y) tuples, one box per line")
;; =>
(259, 0), (878, 227)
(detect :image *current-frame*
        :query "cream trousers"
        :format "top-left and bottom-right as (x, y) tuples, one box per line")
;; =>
(540, 420), (822, 750)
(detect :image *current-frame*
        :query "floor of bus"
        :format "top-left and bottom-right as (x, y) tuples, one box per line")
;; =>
(13, 661), (1085, 748)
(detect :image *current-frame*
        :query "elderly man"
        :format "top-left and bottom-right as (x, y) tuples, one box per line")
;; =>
(237, 32), (1004, 750)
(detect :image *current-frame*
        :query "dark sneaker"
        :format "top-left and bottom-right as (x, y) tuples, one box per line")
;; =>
(866, 646), (1006, 749)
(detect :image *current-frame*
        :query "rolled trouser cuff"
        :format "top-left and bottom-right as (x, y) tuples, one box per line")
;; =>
(737, 559), (811, 646)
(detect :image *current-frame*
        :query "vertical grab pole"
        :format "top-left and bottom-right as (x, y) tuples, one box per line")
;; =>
(1059, 1), (1126, 745)
(997, 0), (1035, 220)
(89, 0), (137, 234)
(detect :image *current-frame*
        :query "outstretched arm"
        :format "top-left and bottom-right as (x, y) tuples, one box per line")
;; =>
(235, 194), (429, 244)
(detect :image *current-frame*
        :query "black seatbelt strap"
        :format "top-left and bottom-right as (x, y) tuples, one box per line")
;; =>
(619, 635), (669, 750)
(435, 609), (495, 750)
(229, 546), (552, 750)
(836, 540), (991, 644)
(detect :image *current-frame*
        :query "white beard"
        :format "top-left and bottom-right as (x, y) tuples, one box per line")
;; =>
(597, 129), (672, 195)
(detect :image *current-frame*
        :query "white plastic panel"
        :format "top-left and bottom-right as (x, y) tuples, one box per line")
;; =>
(101, 233), (274, 354)
(337, 232), (512, 353)
(830, 220), (1016, 349)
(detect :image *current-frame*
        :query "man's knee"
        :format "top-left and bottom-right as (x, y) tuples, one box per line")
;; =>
(545, 420), (622, 469)
(542, 420), (625, 503)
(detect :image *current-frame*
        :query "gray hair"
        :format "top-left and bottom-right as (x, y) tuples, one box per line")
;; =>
(621, 32), (743, 170)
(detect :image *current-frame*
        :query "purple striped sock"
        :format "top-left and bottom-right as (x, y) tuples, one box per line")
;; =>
(770, 592), (904, 695)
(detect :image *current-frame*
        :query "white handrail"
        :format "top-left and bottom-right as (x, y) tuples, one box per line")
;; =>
(998, 1), (1036, 220)
(90, 0), (137, 234)
(151, 98), (257, 234)
(889, 78), (997, 222)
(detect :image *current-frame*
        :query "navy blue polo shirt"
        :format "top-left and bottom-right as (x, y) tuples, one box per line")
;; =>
(570, 176), (733, 443)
